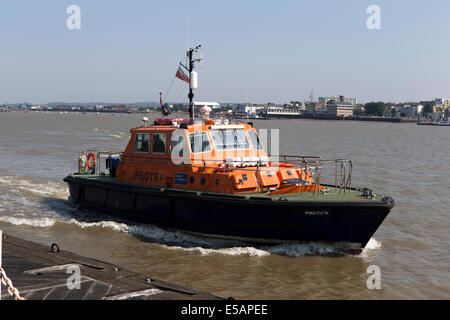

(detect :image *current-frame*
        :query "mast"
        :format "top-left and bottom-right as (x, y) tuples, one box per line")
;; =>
(188, 48), (194, 118)
(187, 45), (201, 119)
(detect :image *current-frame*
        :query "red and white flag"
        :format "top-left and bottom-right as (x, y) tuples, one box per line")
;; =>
(175, 65), (190, 84)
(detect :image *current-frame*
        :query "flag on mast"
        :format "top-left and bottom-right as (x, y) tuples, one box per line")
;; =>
(175, 65), (190, 84)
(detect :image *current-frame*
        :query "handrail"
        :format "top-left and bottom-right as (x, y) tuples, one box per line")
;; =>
(86, 150), (353, 196)
(95, 151), (123, 175)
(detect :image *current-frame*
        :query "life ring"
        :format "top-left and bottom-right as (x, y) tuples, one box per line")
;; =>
(214, 163), (235, 173)
(280, 163), (294, 167)
(274, 162), (294, 168)
(87, 152), (97, 170)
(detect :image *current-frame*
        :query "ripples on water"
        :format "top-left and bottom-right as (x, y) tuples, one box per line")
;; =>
(0, 112), (448, 299)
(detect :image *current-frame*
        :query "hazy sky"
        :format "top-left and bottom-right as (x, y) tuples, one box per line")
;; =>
(1, 0), (450, 104)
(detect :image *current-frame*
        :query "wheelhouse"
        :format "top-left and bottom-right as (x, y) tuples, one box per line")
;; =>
(116, 118), (318, 194)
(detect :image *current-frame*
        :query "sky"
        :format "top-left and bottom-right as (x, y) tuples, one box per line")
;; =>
(1, 0), (450, 104)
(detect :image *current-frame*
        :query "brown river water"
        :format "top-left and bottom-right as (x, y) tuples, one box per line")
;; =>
(0, 111), (448, 299)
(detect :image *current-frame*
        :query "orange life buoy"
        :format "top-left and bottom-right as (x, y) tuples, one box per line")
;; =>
(87, 152), (97, 170)
(274, 162), (294, 168)
(280, 163), (294, 167)
(214, 163), (235, 173)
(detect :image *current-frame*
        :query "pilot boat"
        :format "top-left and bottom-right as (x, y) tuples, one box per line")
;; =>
(64, 46), (394, 251)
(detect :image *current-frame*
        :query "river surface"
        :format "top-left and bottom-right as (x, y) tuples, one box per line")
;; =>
(0, 111), (448, 299)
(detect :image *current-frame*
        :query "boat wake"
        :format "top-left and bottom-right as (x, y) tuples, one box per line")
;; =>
(0, 175), (382, 258)
(1, 211), (382, 257)
(54, 214), (380, 257)
(0, 216), (56, 228)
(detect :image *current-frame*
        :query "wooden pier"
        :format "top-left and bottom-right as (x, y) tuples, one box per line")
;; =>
(0, 232), (223, 300)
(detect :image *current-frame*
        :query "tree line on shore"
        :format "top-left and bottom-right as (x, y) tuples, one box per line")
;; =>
(355, 101), (435, 117)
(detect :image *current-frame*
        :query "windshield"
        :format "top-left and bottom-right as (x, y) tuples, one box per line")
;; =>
(247, 130), (263, 150)
(189, 132), (212, 153)
(211, 129), (250, 150)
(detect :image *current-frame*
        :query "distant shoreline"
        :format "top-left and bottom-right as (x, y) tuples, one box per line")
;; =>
(241, 115), (417, 123)
(5, 109), (419, 123)
(9, 109), (150, 114)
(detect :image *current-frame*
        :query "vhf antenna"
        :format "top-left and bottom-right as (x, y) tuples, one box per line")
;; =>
(187, 44), (202, 119)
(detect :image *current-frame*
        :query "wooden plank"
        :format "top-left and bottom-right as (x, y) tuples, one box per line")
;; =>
(0, 233), (224, 300)
(24, 264), (80, 275)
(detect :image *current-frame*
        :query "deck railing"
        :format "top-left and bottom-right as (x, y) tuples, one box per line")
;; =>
(268, 155), (353, 196)
(87, 151), (353, 197)
(95, 151), (123, 175)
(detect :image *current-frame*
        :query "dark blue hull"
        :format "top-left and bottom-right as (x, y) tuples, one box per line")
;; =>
(64, 175), (394, 249)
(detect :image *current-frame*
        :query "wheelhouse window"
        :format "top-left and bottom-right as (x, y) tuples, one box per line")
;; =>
(189, 132), (211, 153)
(170, 133), (186, 157)
(247, 130), (263, 150)
(210, 129), (249, 151)
(133, 133), (150, 153)
(152, 133), (166, 154)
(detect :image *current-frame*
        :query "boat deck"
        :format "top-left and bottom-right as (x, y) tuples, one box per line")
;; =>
(66, 174), (386, 203)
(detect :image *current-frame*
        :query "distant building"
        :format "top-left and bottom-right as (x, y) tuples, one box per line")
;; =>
(284, 102), (306, 110)
(305, 102), (322, 114)
(326, 96), (354, 117)
(261, 106), (301, 117)
(319, 95), (357, 106)
(403, 103), (423, 117)
(314, 106), (328, 116)
(234, 104), (265, 117)
(434, 98), (450, 113)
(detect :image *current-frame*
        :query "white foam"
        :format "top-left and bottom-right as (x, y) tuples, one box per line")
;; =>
(164, 245), (270, 257)
(364, 238), (382, 250)
(263, 242), (349, 257)
(360, 238), (382, 259)
(67, 219), (130, 232)
(56, 218), (270, 256)
(128, 224), (182, 241)
(0, 212), (380, 257)
(0, 176), (68, 198)
(159, 240), (360, 257)
(38, 215), (374, 257)
(0, 216), (56, 228)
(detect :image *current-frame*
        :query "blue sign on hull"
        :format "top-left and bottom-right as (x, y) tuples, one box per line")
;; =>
(174, 173), (188, 185)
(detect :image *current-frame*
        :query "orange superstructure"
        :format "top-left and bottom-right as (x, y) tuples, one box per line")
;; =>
(116, 118), (319, 195)
(113, 45), (321, 195)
